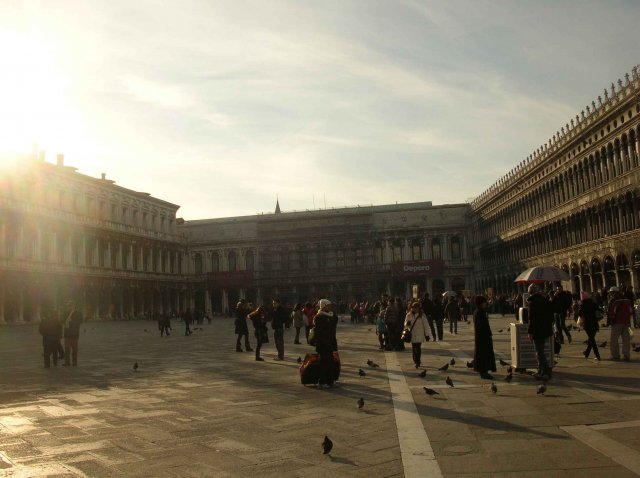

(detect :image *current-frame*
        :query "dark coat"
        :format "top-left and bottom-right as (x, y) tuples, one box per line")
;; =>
(234, 308), (249, 335)
(473, 308), (496, 373)
(63, 310), (83, 339)
(269, 306), (289, 330)
(39, 316), (62, 344)
(577, 299), (599, 334)
(313, 311), (338, 352)
(527, 294), (554, 339)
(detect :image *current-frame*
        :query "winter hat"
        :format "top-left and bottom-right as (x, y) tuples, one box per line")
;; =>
(319, 299), (332, 310)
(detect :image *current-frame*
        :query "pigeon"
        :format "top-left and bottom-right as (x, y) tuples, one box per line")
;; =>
(368, 328), (372, 332)
(507, 327), (510, 332)
(322, 436), (333, 454)
(133, 362), (138, 371)
(357, 397), (364, 409)
(423, 387), (439, 396)
(438, 363), (449, 372)
(599, 341), (607, 348)
(504, 373), (513, 383)
(367, 359), (380, 368)
(633, 345), (640, 353)
(449, 358), (456, 366)
(144, 329), (148, 332)
(498, 329), (503, 333)
(537, 383), (547, 395)
(358, 369), (366, 377)
(466, 360), (474, 368)
(506, 366), (513, 375)
(297, 357), (302, 364)
(418, 369), (427, 378)
(499, 359), (509, 367)
(491, 383), (498, 394)
(445, 376), (454, 387)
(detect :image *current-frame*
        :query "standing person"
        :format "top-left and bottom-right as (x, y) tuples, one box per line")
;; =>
(432, 296), (445, 341)
(292, 303), (303, 344)
(473, 296), (496, 379)
(159, 313), (171, 337)
(527, 284), (554, 380)
(303, 302), (315, 343)
(248, 306), (268, 361)
(552, 286), (573, 344)
(421, 293), (437, 341)
(513, 293), (523, 322)
(383, 297), (400, 351)
(404, 302), (430, 368)
(183, 309), (193, 336)
(269, 298), (288, 360)
(578, 291), (600, 360)
(62, 300), (83, 367)
(444, 297), (461, 335)
(313, 299), (339, 389)
(606, 286), (632, 361)
(234, 300), (252, 352)
(375, 301), (387, 350)
(39, 308), (62, 368)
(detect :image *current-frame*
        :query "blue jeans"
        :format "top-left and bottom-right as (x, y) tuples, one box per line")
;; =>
(533, 336), (551, 376)
(274, 329), (284, 359)
(449, 317), (458, 334)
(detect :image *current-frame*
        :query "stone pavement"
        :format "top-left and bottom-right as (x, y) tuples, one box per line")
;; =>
(0, 315), (638, 477)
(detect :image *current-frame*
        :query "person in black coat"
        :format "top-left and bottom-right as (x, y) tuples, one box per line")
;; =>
(62, 300), (83, 367)
(234, 300), (252, 352)
(578, 291), (600, 360)
(248, 306), (268, 361)
(183, 309), (193, 336)
(421, 293), (438, 340)
(39, 309), (62, 368)
(268, 298), (288, 360)
(431, 296), (445, 341)
(473, 296), (496, 379)
(313, 299), (338, 388)
(527, 284), (554, 380)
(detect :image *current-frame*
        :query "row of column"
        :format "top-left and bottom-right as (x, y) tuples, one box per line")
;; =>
(381, 235), (467, 262)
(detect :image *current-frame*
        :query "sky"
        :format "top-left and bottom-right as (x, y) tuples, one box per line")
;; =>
(0, 1), (638, 219)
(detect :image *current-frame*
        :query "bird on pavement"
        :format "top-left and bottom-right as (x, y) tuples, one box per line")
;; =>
(466, 360), (474, 368)
(357, 397), (364, 409)
(491, 383), (497, 394)
(504, 373), (513, 383)
(322, 436), (333, 454)
(506, 366), (513, 374)
(499, 359), (509, 367)
(599, 341), (607, 348)
(358, 369), (366, 377)
(537, 383), (547, 395)
(418, 369), (427, 378)
(367, 359), (380, 368)
(633, 345), (640, 353)
(438, 363), (449, 372)
(423, 387), (439, 396)
(445, 376), (454, 387)
(449, 358), (455, 366)
(498, 329), (503, 333)
(133, 362), (138, 372)
(297, 357), (302, 364)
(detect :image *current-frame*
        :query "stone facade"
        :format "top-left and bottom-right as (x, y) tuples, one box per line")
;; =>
(471, 65), (640, 295)
(0, 155), (187, 323)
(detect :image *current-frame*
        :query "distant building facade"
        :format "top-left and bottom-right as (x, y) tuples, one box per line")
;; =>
(471, 66), (640, 295)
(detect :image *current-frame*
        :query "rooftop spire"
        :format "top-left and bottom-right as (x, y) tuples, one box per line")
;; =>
(275, 197), (281, 214)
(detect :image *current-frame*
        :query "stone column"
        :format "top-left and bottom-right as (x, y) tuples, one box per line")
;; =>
(424, 236), (432, 259)
(35, 227), (42, 260)
(383, 239), (391, 264)
(80, 236), (86, 266)
(402, 238), (410, 262)
(16, 287), (24, 323)
(33, 288), (41, 323)
(221, 289), (228, 315)
(0, 220), (5, 258)
(17, 223), (25, 258)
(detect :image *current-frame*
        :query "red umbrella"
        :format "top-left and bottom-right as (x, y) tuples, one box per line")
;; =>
(514, 266), (570, 284)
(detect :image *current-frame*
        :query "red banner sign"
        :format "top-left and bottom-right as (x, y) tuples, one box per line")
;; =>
(391, 260), (445, 278)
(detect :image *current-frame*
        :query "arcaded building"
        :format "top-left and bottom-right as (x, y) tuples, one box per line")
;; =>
(0, 155), (187, 324)
(181, 202), (472, 315)
(471, 65), (640, 295)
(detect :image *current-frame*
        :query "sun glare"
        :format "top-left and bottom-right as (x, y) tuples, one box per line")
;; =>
(0, 26), (95, 169)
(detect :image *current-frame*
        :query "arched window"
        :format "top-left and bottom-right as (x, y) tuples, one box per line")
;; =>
(374, 241), (384, 264)
(228, 250), (236, 272)
(245, 250), (254, 271)
(392, 239), (402, 262)
(411, 238), (422, 260)
(194, 253), (203, 274)
(211, 252), (220, 272)
(451, 236), (461, 260)
(431, 238), (441, 260)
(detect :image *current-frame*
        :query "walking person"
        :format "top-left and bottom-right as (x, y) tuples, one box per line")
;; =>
(62, 300), (83, 367)
(421, 293), (437, 341)
(313, 299), (339, 389)
(375, 301), (386, 349)
(527, 284), (554, 380)
(159, 314), (171, 337)
(472, 296), (496, 379)
(444, 296), (461, 335)
(248, 306), (268, 361)
(432, 296), (445, 341)
(303, 302), (315, 343)
(578, 291), (600, 360)
(292, 303), (303, 344)
(606, 286), (632, 361)
(39, 308), (62, 368)
(552, 285), (573, 344)
(404, 302), (430, 368)
(269, 298), (288, 360)
(183, 309), (193, 336)
(383, 296), (400, 351)
(234, 300), (253, 352)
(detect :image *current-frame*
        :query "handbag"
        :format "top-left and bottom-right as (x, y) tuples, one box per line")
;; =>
(308, 327), (316, 346)
(401, 316), (418, 343)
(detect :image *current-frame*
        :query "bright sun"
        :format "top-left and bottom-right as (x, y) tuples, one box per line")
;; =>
(0, 26), (94, 167)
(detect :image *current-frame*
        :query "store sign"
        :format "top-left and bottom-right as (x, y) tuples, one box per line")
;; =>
(391, 260), (444, 277)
